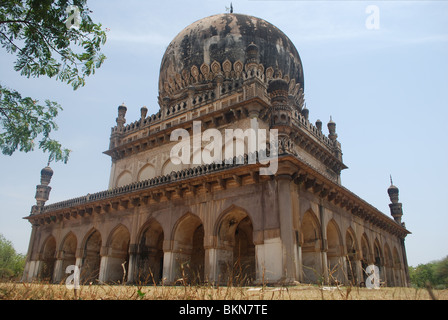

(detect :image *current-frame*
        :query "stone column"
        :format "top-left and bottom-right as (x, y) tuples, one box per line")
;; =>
(276, 168), (297, 283)
(162, 250), (175, 285)
(98, 246), (109, 283)
(22, 225), (38, 282)
(126, 244), (138, 284)
(204, 247), (219, 284)
(339, 255), (348, 285)
(355, 259), (364, 285)
(25, 256), (40, 282)
(319, 205), (329, 284)
(52, 258), (64, 283)
(31, 260), (41, 281)
(321, 249), (329, 284)
(255, 237), (283, 284)
(297, 242), (303, 282)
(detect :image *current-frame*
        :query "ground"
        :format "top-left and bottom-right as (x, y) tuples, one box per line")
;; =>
(0, 282), (446, 300)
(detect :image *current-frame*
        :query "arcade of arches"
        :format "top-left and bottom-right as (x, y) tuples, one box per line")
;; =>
(22, 12), (410, 288)
(28, 206), (407, 287)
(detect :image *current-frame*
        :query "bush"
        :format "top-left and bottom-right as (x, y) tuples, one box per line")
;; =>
(0, 234), (26, 279)
(409, 256), (448, 289)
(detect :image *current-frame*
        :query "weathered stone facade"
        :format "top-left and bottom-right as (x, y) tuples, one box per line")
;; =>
(22, 13), (410, 287)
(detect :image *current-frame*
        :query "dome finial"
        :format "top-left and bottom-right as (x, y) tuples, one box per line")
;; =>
(226, 3), (233, 13)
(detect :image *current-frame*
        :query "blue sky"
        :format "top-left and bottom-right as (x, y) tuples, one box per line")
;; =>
(0, 0), (447, 268)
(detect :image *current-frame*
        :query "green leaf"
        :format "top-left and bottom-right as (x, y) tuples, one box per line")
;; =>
(0, 0), (108, 161)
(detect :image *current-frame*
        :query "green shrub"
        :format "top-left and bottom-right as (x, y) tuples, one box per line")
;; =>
(0, 234), (26, 279)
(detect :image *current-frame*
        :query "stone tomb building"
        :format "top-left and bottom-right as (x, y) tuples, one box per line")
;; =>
(22, 13), (410, 286)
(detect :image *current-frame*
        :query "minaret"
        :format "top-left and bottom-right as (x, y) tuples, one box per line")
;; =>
(116, 102), (127, 128)
(327, 116), (337, 142)
(267, 78), (292, 131)
(388, 176), (404, 225)
(327, 116), (343, 164)
(109, 103), (128, 149)
(31, 164), (54, 215)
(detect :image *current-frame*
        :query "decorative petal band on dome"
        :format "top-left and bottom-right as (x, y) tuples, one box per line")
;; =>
(160, 59), (303, 101)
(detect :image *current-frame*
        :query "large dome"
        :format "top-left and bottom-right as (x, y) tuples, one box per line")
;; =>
(158, 13), (304, 102)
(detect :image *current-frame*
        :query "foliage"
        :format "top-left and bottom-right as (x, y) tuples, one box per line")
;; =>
(409, 256), (448, 289)
(0, 234), (26, 279)
(0, 0), (107, 163)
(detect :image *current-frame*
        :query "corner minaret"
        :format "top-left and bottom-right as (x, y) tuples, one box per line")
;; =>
(109, 103), (128, 150)
(388, 176), (404, 226)
(267, 78), (292, 131)
(31, 164), (54, 215)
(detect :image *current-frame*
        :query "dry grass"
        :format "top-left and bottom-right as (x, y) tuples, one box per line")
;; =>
(1, 281), (447, 300)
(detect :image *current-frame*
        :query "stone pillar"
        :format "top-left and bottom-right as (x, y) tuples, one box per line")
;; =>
(75, 257), (83, 270)
(30, 252), (43, 280)
(319, 205), (329, 284)
(53, 259), (64, 283)
(400, 239), (410, 287)
(204, 247), (218, 284)
(276, 168), (297, 283)
(340, 255), (348, 285)
(22, 225), (38, 282)
(98, 246), (109, 283)
(126, 244), (138, 284)
(355, 259), (363, 285)
(296, 241), (303, 282)
(255, 238), (283, 284)
(321, 250), (329, 284)
(162, 250), (175, 285)
(30, 260), (41, 281)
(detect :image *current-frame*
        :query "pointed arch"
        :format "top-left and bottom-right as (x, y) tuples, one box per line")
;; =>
(162, 157), (183, 176)
(300, 209), (322, 284)
(116, 170), (132, 187)
(39, 235), (56, 281)
(106, 224), (130, 283)
(392, 246), (403, 286)
(373, 238), (384, 285)
(214, 205), (254, 242)
(81, 228), (102, 283)
(360, 233), (371, 283)
(300, 209), (321, 245)
(172, 212), (204, 283)
(345, 227), (358, 285)
(59, 232), (77, 278)
(138, 164), (156, 181)
(345, 227), (358, 256)
(373, 238), (383, 266)
(326, 219), (343, 256)
(384, 242), (394, 286)
(215, 205), (255, 285)
(135, 218), (165, 284)
(360, 233), (371, 263)
(326, 219), (343, 284)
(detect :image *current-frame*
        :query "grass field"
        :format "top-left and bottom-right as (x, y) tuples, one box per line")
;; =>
(1, 282), (447, 300)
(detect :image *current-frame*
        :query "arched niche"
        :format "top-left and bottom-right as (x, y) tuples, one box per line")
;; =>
(138, 164), (156, 181)
(215, 206), (255, 285)
(81, 229), (102, 283)
(39, 236), (56, 281)
(172, 213), (204, 284)
(136, 219), (164, 284)
(116, 170), (132, 188)
(106, 225), (130, 283)
(300, 210), (322, 284)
